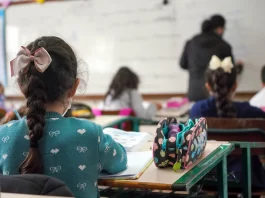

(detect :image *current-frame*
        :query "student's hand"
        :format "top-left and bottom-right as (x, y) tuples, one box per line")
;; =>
(236, 60), (244, 66)
(235, 60), (244, 75)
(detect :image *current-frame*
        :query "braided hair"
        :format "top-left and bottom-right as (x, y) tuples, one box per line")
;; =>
(206, 66), (237, 117)
(17, 36), (78, 174)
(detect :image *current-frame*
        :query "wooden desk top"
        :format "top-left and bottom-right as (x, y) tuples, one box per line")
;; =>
(1, 193), (71, 198)
(99, 141), (234, 191)
(155, 103), (194, 118)
(90, 115), (129, 128)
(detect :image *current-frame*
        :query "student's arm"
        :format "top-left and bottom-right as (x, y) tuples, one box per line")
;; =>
(98, 125), (127, 174)
(180, 41), (190, 70)
(130, 90), (156, 119)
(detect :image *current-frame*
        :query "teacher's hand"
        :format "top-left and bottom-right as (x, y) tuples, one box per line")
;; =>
(235, 60), (244, 75)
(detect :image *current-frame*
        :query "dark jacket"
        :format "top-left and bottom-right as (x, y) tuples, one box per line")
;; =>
(190, 97), (265, 119)
(0, 174), (73, 197)
(180, 32), (233, 101)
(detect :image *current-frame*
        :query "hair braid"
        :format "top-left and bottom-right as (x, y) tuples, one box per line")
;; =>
(19, 75), (47, 174)
(211, 69), (236, 117)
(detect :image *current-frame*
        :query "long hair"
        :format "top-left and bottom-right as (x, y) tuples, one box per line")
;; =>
(105, 66), (139, 100)
(17, 36), (78, 174)
(206, 65), (237, 117)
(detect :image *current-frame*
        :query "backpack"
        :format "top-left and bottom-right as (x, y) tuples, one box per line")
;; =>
(65, 103), (95, 119)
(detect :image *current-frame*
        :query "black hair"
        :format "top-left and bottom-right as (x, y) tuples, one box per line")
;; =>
(17, 36), (78, 174)
(105, 66), (139, 100)
(201, 14), (226, 33)
(210, 14), (226, 29)
(262, 65), (265, 84)
(201, 20), (213, 33)
(206, 61), (237, 117)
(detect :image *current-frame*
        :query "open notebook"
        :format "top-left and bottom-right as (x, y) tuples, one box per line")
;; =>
(103, 128), (152, 152)
(99, 151), (153, 180)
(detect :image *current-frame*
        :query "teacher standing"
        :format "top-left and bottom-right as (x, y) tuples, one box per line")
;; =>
(180, 14), (242, 102)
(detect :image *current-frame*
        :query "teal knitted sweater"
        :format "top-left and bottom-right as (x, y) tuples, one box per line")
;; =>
(0, 112), (127, 198)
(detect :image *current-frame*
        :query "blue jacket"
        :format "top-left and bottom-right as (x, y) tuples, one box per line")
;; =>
(190, 97), (265, 119)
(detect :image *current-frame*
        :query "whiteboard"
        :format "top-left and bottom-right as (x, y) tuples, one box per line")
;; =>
(0, 9), (6, 85)
(5, 0), (265, 95)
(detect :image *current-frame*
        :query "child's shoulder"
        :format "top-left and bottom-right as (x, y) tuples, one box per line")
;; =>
(50, 117), (102, 133)
(0, 118), (27, 135)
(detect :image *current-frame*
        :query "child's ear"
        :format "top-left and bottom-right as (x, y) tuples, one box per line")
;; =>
(68, 79), (80, 98)
(232, 82), (238, 92)
(205, 82), (212, 93)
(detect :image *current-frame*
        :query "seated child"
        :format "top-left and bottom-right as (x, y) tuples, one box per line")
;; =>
(250, 65), (265, 110)
(0, 36), (127, 198)
(190, 55), (265, 119)
(0, 105), (27, 125)
(100, 66), (158, 119)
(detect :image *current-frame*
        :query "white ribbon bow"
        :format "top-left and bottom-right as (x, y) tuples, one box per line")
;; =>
(209, 55), (234, 73)
(77, 146), (87, 153)
(50, 166), (61, 173)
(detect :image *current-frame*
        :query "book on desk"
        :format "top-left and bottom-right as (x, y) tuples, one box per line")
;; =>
(99, 151), (153, 180)
(103, 128), (152, 152)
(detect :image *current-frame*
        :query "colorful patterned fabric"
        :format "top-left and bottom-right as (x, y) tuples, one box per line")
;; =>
(153, 117), (207, 170)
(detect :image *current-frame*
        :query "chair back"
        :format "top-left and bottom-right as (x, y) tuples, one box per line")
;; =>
(92, 108), (135, 131)
(0, 174), (73, 197)
(207, 118), (265, 155)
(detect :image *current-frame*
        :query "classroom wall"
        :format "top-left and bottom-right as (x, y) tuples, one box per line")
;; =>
(4, 0), (265, 97)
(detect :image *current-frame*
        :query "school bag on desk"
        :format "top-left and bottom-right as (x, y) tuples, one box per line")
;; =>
(153, 117), (207, 170)
(65, 103), (95, 119)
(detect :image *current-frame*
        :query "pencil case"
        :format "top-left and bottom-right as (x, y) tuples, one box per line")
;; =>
(153, 117), (207, 170)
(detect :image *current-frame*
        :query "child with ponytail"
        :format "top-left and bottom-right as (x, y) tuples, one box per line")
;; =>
(0, 36), (127, 198)
(190, 55), (265, 119)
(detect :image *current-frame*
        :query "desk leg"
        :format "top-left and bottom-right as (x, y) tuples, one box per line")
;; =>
(217, 156), (228, 198)
(132, 118), (139, 132)
(242, 147), (251, 198)
(117, 122), (123, 129)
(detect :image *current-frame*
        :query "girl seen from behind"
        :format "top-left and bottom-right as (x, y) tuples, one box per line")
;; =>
(0, 36), (127, 198)
(190, 55), (265, 119)
(102, 67), (157, 119)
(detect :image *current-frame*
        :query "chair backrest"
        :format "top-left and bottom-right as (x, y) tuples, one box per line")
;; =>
(92, 108), (135, 131)
(206, 118), (265, 155)
(207, 117), (265, 131)
(0, 174), (73, 197)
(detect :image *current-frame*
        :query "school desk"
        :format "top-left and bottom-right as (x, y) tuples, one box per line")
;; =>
(154, 102), (194, 120)
(91, 115), (140, 131)
(204, 141), (265, 198)
(1, 193), (71, 198)
(99, 141), (234, 198)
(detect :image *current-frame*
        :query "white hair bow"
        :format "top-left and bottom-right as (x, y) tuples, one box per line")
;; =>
(209, 55), (234, 73)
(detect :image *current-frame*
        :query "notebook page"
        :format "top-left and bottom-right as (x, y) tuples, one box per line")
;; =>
(99, 151), (153, 179)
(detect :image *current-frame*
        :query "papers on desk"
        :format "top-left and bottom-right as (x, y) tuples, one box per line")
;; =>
(99, 151), (153, 180)
(103, 128), (152, 152)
